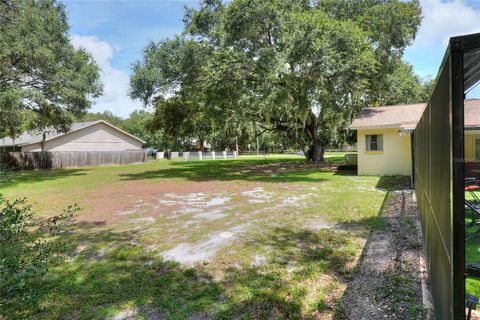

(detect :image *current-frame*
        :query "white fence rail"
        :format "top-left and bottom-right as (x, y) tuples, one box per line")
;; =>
(158, 151), (239, 161)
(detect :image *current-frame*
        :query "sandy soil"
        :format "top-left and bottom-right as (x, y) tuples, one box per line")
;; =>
(72, 180), (262, 225)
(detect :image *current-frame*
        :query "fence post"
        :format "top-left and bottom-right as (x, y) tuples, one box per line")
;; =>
(184, 152), (189, 161)
(212, 151), (216, 160)
(199, 151), (203, 160)
(157, 152), (164, 160)
(233, 151), (237, 158)
(223, 151), (227, 159)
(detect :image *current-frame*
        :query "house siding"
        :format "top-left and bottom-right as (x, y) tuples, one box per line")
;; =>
(22, 142), (42, 152)
(357, 128), (412, 176)
(465, 130), (480, 162)
(21, 123), (142, 152)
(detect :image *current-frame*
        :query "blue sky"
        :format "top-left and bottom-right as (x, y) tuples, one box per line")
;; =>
(65, 0), (480, 117)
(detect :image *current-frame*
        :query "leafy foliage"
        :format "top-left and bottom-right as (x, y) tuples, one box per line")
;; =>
(383, 59), (433, 105)
(0, 0), (103, 139)
(131, 0), (423, 161)
(120, 110), (167, 150)
(0, 195), (78, 315)
(76, 110), (124, 127)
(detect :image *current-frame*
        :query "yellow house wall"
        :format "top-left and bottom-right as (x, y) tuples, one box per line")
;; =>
(465, 130), (480, 162)
(357, 128), (412, 176)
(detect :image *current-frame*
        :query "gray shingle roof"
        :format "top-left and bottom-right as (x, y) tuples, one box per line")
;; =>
(351, 100), (480, 130)
(1, 120), (145, 146)
(350, 103), (426, 130)
(465, 99), (480, 128)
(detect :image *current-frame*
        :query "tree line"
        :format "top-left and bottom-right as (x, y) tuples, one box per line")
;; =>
(1, 0), (432, 160)
(129, 0), (432, 161)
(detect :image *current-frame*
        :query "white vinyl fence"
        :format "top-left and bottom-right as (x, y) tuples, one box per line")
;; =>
(156, 151), (238, 161)
(182, 151), (238, 161)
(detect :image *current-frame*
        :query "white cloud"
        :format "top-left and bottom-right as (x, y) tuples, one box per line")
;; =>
(415, 0), (480, 46)
(70, 35), (142, 118)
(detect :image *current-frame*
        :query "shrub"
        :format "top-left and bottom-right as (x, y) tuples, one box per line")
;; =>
(0, 195), (78, 314)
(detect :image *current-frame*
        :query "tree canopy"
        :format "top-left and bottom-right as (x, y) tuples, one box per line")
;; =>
(0, 0), (103, 138)
(131, 0), (424, 161)
(76, 111), (124, 127)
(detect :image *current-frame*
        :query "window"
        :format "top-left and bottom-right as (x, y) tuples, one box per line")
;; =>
(366, 134), (383, 151)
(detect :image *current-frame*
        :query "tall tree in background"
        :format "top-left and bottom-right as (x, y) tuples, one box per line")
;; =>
(77, 111), (124, 127)
(120, 110), (166, 150)
(130, 0), (422, 161)
(384, 59), (433, 105)
(130, 37), (217, 151)
(0, 0), (103, 138)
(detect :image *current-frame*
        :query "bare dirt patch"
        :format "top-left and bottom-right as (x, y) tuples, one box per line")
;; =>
(72, 180), (261, 225)
(72, 178), (316, 231)
(160, 223), (249, 266)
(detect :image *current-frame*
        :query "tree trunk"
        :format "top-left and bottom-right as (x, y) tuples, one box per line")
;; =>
(305, 144), (325, 162)
(235, 136), (239, 155)
(312, 144), (324, 162)
(255, 122), (260, 155)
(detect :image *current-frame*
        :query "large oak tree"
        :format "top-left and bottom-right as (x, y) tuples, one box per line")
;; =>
(0, 0), (103, 138)
(130, 0), (423, 161)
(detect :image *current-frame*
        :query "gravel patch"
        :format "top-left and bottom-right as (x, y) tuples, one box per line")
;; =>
(341, 190), (431, 320)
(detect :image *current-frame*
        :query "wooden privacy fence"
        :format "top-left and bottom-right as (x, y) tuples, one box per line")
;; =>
(0, 151), (147, 169)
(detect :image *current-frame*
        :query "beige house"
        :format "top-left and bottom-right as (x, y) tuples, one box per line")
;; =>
(351, 100), (480, 176)
(1, 120), (145, 152)
(351, 103), (425, 175)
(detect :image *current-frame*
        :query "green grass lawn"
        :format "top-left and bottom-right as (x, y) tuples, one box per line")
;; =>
(1, 152), (406, 319)
(466, 237), (480, 297)
(465, 193), (480, 297)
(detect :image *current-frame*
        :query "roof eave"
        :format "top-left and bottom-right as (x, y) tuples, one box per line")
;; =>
(350, 125), (402, 130)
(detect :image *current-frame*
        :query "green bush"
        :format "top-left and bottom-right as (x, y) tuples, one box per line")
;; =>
(0, 195), (78, 314)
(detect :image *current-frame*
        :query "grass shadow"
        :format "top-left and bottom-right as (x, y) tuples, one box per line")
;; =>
(466, 236), (480, 297)
(333, 183), (424, 320)
(5, 221), (372, 319)
(120, 158), (338, 183)
(375, 175), (411, 191)
(0, 168), (88, 188)
(5, 221), (223, 319)
(203, 226), (362, 319)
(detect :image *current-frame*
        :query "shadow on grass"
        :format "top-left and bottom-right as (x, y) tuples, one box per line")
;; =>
(5, 221), (368, 319)
(375, 175), (411, 191)
(6, 221), (223, 319)
(0, 168), (88, 188)
(119, 158), (337, 183)
(333, 180), (425, 320)
(466, 237), (480, 297)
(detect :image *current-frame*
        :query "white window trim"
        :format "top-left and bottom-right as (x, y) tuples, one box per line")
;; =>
(366, 134), (383, 152)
